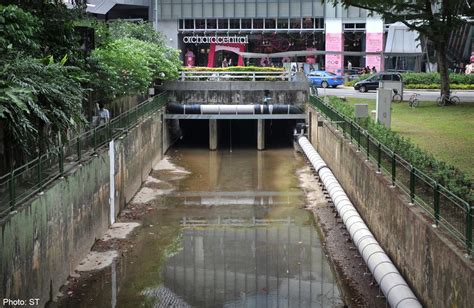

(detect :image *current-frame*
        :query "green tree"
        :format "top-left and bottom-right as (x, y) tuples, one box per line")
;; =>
(332, 0), (474, 98)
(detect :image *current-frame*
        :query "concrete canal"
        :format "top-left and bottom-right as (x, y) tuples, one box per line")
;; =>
(57, 144), (343, 307)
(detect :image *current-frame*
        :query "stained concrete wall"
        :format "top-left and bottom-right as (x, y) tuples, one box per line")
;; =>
(307, 107), (474, 308)
(159, 81), (309, 106)
(0, 108), (171, 306)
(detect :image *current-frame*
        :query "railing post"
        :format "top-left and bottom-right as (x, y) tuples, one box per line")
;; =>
(59, 146), (64, 175)
(434, 182), (440, 226)
(181, 71), (185, 81)
(357, 126), (361, 151)
(366, 133), (370, 160)
(410, 165), (416, 204)
(38, 155), (43, 192)
(377, 142), (381, 172)
(391, 151), (396, 186)
(350, 121), (353, 143)
(76, 136), (81, 161)
(9, 171), (15, 209)
(466, 203), (473, 255)
(252, 72), (256, 81)
(93, 127), (97, 151)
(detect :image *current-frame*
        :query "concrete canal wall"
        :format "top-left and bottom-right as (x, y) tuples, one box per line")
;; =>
(307, 107), (474, 308)
(0, 108), (172, 306)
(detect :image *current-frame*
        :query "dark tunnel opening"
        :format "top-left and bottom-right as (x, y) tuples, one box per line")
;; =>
(175, 119), (300, 149)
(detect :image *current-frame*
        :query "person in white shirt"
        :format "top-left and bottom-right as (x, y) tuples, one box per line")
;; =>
(97, 103), (110, 125)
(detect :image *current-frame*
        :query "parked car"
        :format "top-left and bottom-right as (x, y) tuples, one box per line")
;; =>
(307, 71), (344, 88)
(354, 72), (402, 92)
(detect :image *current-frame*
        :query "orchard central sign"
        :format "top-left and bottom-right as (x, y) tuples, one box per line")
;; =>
(182, 35), (248, 44)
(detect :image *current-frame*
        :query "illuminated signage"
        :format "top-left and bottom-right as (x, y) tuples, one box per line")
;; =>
(183, 35), (248, 44)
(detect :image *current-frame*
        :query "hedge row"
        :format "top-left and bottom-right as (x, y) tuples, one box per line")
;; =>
(345, 72), (474, 88)
(404, 84), (474, 90)
(181, 66), (285, 72)
(327, 96), (472, 203)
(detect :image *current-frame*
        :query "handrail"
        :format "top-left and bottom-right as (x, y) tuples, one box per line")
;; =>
(309, 95), (473, 255)
(0, 93), (168, 218)
(179, 70), (291, 81)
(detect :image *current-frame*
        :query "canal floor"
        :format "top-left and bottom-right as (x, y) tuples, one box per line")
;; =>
(58, 147), (344, 307)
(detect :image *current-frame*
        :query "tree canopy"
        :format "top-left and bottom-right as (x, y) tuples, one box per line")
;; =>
(0, 4), (181, 171)
(332, 0), (474, 96)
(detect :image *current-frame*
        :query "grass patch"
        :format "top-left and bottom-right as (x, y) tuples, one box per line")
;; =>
(344, 97), (474, 180)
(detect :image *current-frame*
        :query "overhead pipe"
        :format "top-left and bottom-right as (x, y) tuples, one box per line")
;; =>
(297, 136), (422, 308)
(167, 103), (303, 115)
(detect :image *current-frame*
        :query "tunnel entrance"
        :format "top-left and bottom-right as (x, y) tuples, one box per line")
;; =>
(177, 119), (300, 149)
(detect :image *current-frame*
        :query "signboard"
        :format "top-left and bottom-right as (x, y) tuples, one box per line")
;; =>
(183, 35), (248, 44)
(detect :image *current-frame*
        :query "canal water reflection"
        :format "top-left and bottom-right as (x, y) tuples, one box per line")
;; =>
(60, 147), (343, 307)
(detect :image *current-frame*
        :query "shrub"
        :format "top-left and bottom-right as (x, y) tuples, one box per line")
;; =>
(182, 66), (285, 72)
(345, 72), (474, 88)
(326, 96), (472, 202)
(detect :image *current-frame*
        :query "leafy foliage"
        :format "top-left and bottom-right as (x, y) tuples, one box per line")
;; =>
(332, 0), (474, 96)
(326, 96), (472, 202)
(90, 21), (180, 99)
(0, 56), (86, 156)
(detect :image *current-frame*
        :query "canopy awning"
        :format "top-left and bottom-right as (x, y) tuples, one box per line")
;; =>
(385, 22), (423, 55)
(86, 0), (116, 15)
(234, 50), (386, 58)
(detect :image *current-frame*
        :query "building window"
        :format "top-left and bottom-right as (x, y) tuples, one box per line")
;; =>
(207, 19), (217, 30)
(277, 19), (288, 30)
(253, 19), (263, 29)
(241, 19), (252, 29)
(290, 18), (301, 29)
(303, 18), (314, 29)
(218, 19), (228, 30)
(184, 19), (194, 30)
(195, 19), (205, 29)
(230, 19), (240, 29)
(264, 19), (276, 30)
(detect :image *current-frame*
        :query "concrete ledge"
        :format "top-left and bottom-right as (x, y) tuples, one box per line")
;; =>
(308, 107), (474, 308)
(159, 81), (309, 106)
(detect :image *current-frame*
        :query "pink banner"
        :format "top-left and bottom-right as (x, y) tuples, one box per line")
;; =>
(326, 33), (343, 51)
(325, 54), (343, 74)
(325, 33), (343, 74)
(366, 32), (384, 71)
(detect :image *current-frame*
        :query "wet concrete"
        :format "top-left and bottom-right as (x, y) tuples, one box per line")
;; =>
(57, 147), (345, 307)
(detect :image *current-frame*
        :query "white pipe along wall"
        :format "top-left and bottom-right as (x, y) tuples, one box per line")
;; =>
(297, 136), (421, 308)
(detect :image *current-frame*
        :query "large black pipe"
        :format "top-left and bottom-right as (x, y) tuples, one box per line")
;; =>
(167, 103), (303, 115)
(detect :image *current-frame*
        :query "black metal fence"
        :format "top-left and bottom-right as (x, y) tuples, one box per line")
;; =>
(0, 93), (168, 218)
(310, 95), (472, 255)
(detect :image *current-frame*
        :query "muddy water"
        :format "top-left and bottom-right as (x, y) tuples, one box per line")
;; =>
(60, 147), (343, 307)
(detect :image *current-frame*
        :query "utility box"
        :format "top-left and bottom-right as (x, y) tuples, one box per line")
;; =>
(354, 104), (369, 118)
(376, 88), (392, 127)
(379, 73), (403, 97)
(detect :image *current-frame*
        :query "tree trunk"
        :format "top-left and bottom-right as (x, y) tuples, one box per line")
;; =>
(435, 42), (450, 98)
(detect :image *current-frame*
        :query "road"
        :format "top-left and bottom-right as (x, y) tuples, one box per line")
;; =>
(318, 87), (474, 103)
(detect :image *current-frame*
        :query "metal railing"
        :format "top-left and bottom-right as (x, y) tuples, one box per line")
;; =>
(180, 70), (290, 81)
(0, 93), (168, 218)
(309, 95), (473, 255)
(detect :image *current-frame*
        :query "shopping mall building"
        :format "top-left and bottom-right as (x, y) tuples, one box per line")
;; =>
(85, 0), (474, 74)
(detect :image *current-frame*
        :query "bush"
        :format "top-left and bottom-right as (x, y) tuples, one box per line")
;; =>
(326, 96), (472, 202)
(345, 72), (474, 88)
